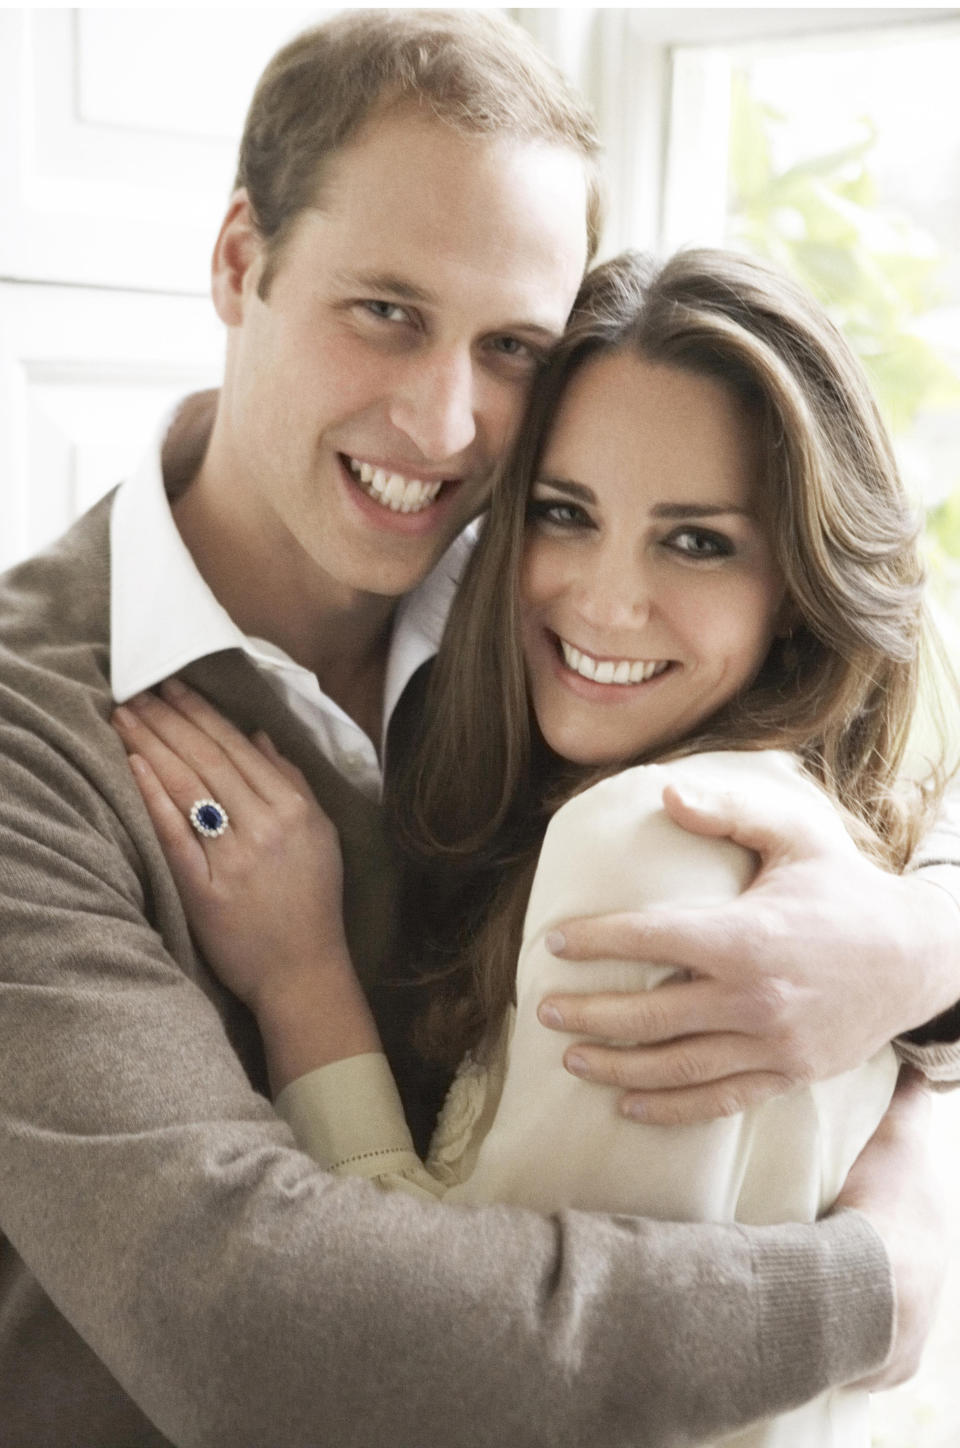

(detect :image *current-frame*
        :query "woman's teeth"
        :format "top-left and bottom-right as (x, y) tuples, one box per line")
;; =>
(559, 638), (670, 686)
(347, 457), (444, 513)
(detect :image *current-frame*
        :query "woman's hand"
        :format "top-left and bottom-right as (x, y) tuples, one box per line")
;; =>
(112, 678), (381, 1089)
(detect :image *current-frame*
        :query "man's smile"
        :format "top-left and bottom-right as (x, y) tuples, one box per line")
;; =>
(344, 454), (451, 514)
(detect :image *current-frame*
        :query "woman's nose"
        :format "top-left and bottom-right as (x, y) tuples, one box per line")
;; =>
(574, 549), (652, 629)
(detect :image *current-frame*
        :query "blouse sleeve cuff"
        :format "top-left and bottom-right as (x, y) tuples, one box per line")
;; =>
(276, 1052), (421, 1177)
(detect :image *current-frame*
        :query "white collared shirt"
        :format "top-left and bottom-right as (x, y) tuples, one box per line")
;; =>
(110, 407), (473, 799)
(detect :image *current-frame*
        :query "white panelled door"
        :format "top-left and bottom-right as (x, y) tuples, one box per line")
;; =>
(0, 7), (322, 570)
(0, 281), (224, 568)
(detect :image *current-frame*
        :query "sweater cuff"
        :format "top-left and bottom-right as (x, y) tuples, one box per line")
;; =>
(895, 1035), (960, 1083)
(753, 1208), (894, 1395)
(276, 1053), (419, 1177)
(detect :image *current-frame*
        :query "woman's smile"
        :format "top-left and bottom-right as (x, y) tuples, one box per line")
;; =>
(554, 633), (673, 687)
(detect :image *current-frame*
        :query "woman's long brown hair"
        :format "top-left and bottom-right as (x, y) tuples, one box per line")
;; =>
(389, 249), (955, 1065)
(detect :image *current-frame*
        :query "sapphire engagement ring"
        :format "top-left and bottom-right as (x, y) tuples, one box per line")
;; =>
(189, 799), (230, 839)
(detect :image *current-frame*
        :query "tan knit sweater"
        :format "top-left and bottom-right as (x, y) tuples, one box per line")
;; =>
(0, 496), (893, 1448)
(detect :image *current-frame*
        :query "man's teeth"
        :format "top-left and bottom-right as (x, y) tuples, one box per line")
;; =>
(559, 639), (670, 686)
(347, 457), (444, 513)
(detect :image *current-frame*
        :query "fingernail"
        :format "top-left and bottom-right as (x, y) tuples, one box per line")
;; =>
(128, 753), (148, 776)
(623, 1100), (647, 1121)
(162, 677), (187, 697)
(673, 785), (706, 809)
(538, 1004), (564, 1029)
(545, 930), (566, 955)
(566, 1053), (589, 1078)
(113, 706), (135, 728)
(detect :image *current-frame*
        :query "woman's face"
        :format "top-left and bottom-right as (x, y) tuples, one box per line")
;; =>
(519, 349), (788, 765)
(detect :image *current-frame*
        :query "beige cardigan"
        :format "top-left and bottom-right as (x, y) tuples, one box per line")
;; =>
(0, 497), (895, 1448)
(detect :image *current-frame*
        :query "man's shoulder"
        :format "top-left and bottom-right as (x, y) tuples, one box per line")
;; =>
(0, 493), (118, 785)
(0, 492), (114, 687)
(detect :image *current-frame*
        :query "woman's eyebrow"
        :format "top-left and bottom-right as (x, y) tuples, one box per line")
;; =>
(533, 476), (596, 504)
(651, 502), (755, 520)
(534, 484), (757, 519)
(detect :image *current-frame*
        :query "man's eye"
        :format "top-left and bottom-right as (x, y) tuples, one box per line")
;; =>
(362, 300), (411, 324)
(667, 528), (732, 559)
(488, 335), (541, 368)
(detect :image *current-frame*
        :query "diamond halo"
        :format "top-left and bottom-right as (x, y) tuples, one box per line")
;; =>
(188, 798), (229, 839)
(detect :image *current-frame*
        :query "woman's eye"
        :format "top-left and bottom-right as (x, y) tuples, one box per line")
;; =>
(527, 498), (589, 529)
(667, 527), (732, 559)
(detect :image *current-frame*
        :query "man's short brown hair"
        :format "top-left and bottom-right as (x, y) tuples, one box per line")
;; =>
(235, 9), (604, 295)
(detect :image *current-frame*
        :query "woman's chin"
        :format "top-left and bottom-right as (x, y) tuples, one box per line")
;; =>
(538, 714), (685, 769)
(540, 726), (636, 769)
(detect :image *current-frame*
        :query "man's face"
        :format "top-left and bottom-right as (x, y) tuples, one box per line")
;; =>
(212, 107), (589, 603)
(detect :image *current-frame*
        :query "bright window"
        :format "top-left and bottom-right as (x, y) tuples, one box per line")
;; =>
(663, 17), (960, 642)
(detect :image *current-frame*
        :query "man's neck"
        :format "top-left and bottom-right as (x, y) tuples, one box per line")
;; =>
(165, 410), (396, 745)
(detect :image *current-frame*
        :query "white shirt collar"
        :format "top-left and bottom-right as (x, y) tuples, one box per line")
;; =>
(110, 404), (473, 760)
(110, 413), (248, 702)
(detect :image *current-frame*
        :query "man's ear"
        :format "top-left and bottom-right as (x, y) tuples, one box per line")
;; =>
(211, 190), (265, 326)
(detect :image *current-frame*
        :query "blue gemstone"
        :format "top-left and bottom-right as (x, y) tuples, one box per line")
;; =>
(197, 804), (223, 830)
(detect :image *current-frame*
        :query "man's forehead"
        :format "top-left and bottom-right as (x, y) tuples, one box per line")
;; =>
(280, 113), (589, 334)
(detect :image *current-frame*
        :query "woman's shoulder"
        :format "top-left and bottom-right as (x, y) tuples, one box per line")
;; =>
(550, 749), (820, 833)
(529, 752), (812, 936)
(648, 747), (813, 796)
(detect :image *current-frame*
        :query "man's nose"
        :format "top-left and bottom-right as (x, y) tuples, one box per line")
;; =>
(388, 349), (478, 463)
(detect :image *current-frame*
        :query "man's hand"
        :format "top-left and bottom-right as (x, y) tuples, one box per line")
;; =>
(835, 1069), (946, 1390)
(538, 780), (960, 1125)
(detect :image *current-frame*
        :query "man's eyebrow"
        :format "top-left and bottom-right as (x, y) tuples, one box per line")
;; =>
(335, 270), (436, 304)
(336, 271), (565, 340)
